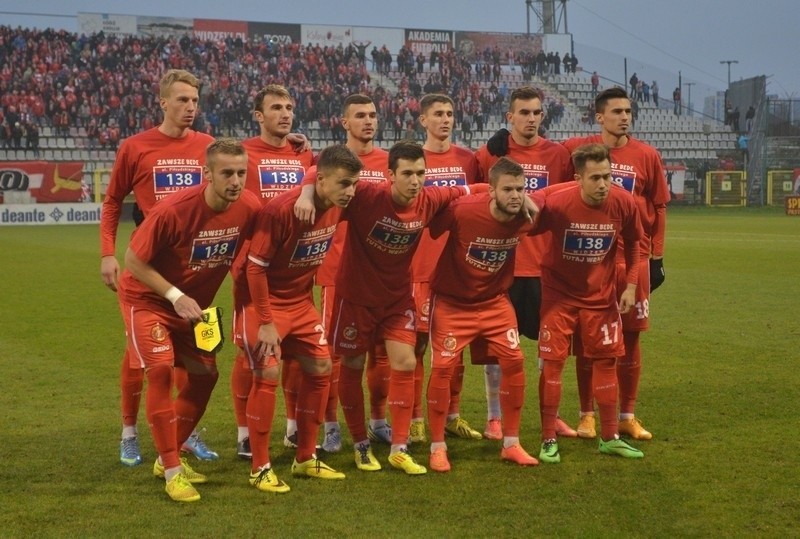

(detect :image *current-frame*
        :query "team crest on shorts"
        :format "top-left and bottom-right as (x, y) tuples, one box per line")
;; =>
(539, 328), (551, 343)
(343, 325), (358, 341)
(151, 323), (167, 342)
(443, 334), (457, 352)
(422, 300), (430, 317)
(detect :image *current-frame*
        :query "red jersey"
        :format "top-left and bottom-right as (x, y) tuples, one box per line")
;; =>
(337, 181), (469, 307)
(533, 183), (643, 309)
(118, 185), (260, 311)
(241, 136), (315, 203)
(245, 186), (342, 325)
(101, 127), (214, 256)
(410, 144), (479, 283)
(315, 147), (390, 286)
(475, 136), (573, 277)
(563, 135), (668, 257)
(429, 193), (533, 301)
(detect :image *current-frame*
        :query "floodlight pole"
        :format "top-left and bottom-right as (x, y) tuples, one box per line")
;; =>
(719, 60), (738, 88)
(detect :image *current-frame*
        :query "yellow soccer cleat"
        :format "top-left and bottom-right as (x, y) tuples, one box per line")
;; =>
(249, 466), (291, 493)
(291, 457), (345, 480)
(165, 473), (201, 502)
(445, 416), (483, 440)
(388, 449), (427, 475)
(153, 457), (208, 484)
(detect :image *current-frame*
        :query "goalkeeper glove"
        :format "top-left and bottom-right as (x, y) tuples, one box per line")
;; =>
(650, 258), (665, 292)
(486, 128), (511, 157)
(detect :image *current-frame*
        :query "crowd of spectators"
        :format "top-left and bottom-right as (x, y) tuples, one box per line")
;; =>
(0, 25), (580, 151)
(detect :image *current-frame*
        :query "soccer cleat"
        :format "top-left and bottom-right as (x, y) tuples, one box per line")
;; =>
(291, 457), (345, 480)
(283, 432), (298, 448)
(165, 472), (201, 502)
(181, 430), (220, 461)
(577, 414), (597, 439)
(153, 457), (208, 484)
(555, 417), (578, 438)
(445, 417), (483, 440)
(354, 442), (382, 471)
(368, 423), (393, 444)
(388, 449), (427, 475)
(500, 444), (539, 466)
(483, 418), (503, 440)
(408, 420), (427, 444)
(249, 466), (291, 494)
(539, 439), (561, 464)
(237, 437), (252, 460)
(599, 437), (644, 458)
(322, 425), (342, 453)
(429, 447), (451, 473)
(618, 417), (653, 440)
(120, 436), (143, 467)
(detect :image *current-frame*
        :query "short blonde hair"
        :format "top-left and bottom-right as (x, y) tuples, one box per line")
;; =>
(160, 69), (200, 98)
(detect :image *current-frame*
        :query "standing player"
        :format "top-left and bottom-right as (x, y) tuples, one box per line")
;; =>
(298, 141), (481, 475)
(100, 69), (218, 466)
(314, 94), (393, 453)
(409, 93), (482, 443)
(533, 143), (644, 463)
(230, 85), (315, 459)
(426, 157), (540, 472)
(563, 88), (668, 440)
(474, 86), (576, 440)
(117, 139), (260, 501)
(241, 145), (362, 491)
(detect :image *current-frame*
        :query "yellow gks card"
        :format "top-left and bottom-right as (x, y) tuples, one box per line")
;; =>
(194, 307), (224, 353)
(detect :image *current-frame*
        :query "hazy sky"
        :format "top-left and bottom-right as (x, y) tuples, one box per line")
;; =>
(3, 0), (797, 104)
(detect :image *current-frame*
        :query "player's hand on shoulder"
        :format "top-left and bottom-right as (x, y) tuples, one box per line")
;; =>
(101, 255), (121, 292)
(294, 195), (316, 225)
(522, 195), (539, 223)
(287, 132), (311, 154)
(486, 128), (511, 157)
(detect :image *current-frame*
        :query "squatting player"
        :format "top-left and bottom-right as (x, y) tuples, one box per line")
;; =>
(425, 157), (542, 472)
(117, 139), (259, 502)
(241, 144), (362, 492)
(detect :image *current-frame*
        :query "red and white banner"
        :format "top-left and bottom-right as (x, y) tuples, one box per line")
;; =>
(0, 161), (87, 204)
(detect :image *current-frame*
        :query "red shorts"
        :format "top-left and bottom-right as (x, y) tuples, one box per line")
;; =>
(120, 301), (216, 370)
(429, 294), (524, 369)
(328, 295), (416, 356)
(234, 298), (329, 370)
(538, 301), (625, 360)
(412, 281), (432, 333)
(617, 258), (650, 332)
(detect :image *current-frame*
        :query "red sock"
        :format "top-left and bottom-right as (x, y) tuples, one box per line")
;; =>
(388, 369), (414, 446)
(426, 366), (452, 443)
(498, 357), (525, 437)
(618, 331), (641, 415)
(325, 356), (341, 423)
(574, 334), (594, 413)
(173, 365), (188, 395)
(539, 359), (564, 440)
(367, 347), (390, 420)
(413, 350), (425, 418)
(281, 358), (302, 425)
(144, 365), (179, 469)
(592, 357), (619, 440)
(448, 357), (465, 416)
(296, 371), (330, 462)
(247, 375), (278, 471)
(339, 364), (367, 442)
(174, 371), (219, 447)
(231, 350), (252, 428)
(120, 349), (143, 427)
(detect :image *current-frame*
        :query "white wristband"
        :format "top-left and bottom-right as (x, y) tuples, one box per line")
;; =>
(164, 286), (184, 305)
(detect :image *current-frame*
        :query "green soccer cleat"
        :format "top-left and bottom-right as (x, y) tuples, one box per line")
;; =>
(291, 457), (345, 480)
(388, 449), (427, 475)
(354, 442), (382, 471)
(408, 420), (427, 444)
(165, 472), (200, 502)
(599, 437), (644, 459)
(445, 416), (483, 440)
(249, 466), (291, 493)
(539, 439), (561, 464)
(153, 457), (208, 484)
